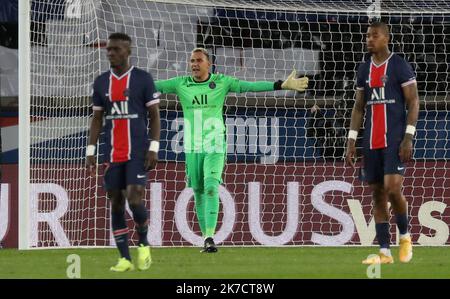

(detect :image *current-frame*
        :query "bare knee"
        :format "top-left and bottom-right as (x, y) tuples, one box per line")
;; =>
(384, 174), (404, 201)
(126, 185), (145, 208)
(370, 184), (389, 222)
(108, 190), (125, 213)
(371, 184), (386, 206)
(384, 183), (402, 202)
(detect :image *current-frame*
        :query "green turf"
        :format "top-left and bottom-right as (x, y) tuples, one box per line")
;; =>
(0, 247), (449, 279)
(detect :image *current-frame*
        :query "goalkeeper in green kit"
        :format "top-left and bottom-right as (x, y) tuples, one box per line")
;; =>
(155, 48), (308, 252)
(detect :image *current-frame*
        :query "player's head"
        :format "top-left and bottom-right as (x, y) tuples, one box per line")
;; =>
(366, 22), (390, 54)
(190, 48), (211, 80)
(107, 32), (132, 68)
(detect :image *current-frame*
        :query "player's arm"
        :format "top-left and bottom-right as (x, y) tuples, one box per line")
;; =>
(86, 78), (104, 176)
(398, 58), (420, 163)
(86, 109), (104, 176)
(146, 104), (160, 171)
(345, 89), (365, 168)
(399, 82), (419, 162)
(154, 77), (181, 94)
(228, 70), (308, 93)
(145, 74), (162, 171)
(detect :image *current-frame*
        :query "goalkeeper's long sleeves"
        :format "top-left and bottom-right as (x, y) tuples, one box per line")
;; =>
(229, 70), (308, 93)
(229, 80), (276, 93)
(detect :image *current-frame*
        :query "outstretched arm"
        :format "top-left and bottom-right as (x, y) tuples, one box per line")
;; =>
(230, 79), (277, 93)
(155, 77), (181, 94)
(229, 70), (309, 93)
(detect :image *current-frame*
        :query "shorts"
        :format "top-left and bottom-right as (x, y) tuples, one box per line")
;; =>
(360, 145), (405, 184)
(185, 152), (226, 191)
(103, 158), (147, 191)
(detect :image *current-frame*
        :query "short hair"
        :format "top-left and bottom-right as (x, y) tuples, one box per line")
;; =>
(368, 21), (390, 37)
(191, 47), (210, 61)
(108, 32), (132, 44)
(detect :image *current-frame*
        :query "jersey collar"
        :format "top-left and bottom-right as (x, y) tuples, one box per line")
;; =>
(110, 65), (134, 80)
(191, 73), (212, 83)
(371, 52), (393, 67)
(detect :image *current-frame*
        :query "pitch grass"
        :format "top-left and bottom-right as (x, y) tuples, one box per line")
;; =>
(0, 247), (449, 279)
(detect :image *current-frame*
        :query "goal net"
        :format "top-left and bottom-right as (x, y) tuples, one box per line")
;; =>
(20, 0), (450, 248)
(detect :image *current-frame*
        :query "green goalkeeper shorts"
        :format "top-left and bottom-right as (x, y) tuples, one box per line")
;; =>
(185, 152), (226, 190)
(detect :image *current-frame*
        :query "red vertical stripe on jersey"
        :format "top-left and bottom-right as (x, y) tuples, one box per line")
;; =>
(371, 104), (387, 149)
(370, 62), (388, 149)
(110, 74), (130, 162)
(369, 63), (386, 88)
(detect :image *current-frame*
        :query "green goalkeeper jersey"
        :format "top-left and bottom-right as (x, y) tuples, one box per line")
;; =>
(155, 73), (275, 153)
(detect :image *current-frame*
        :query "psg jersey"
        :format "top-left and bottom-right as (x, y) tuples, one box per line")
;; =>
(356, 53), (416, 150)
(92, 66), (160, 162)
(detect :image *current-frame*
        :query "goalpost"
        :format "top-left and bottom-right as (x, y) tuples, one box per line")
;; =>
(18, 0), (450, 249)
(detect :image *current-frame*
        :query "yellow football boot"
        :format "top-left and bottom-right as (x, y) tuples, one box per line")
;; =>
(137, 244), (152, 271)
(110, 257), (135, 272)
(362, 253), (394, 265)
(399, 236), (413, 263)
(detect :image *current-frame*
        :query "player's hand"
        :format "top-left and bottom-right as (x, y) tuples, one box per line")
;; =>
(145, 151), (158, 171)
(399, 136), (413, 163)
(281, 70), (309, 92)
(86, 155), (97, 176)
(345, 140), (357, 168)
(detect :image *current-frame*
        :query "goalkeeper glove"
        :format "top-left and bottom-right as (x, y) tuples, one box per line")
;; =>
(281, 70), (309, 92)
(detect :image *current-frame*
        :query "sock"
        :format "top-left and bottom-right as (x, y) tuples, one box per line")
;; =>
(129, 202), (149, 246)
(111, 209), (131, 260)
(204, 178), (220, 238)
(193, 190), (206, 236)
(395, 213), (409, 236)
(380, 248), (392, 256)
(375, 222), (390, 250)
(400, 233), (410, 239)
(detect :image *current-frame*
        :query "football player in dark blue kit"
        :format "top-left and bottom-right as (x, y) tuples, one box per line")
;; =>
(86, 33), (160, 272)
(345, 22), (419, 264)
